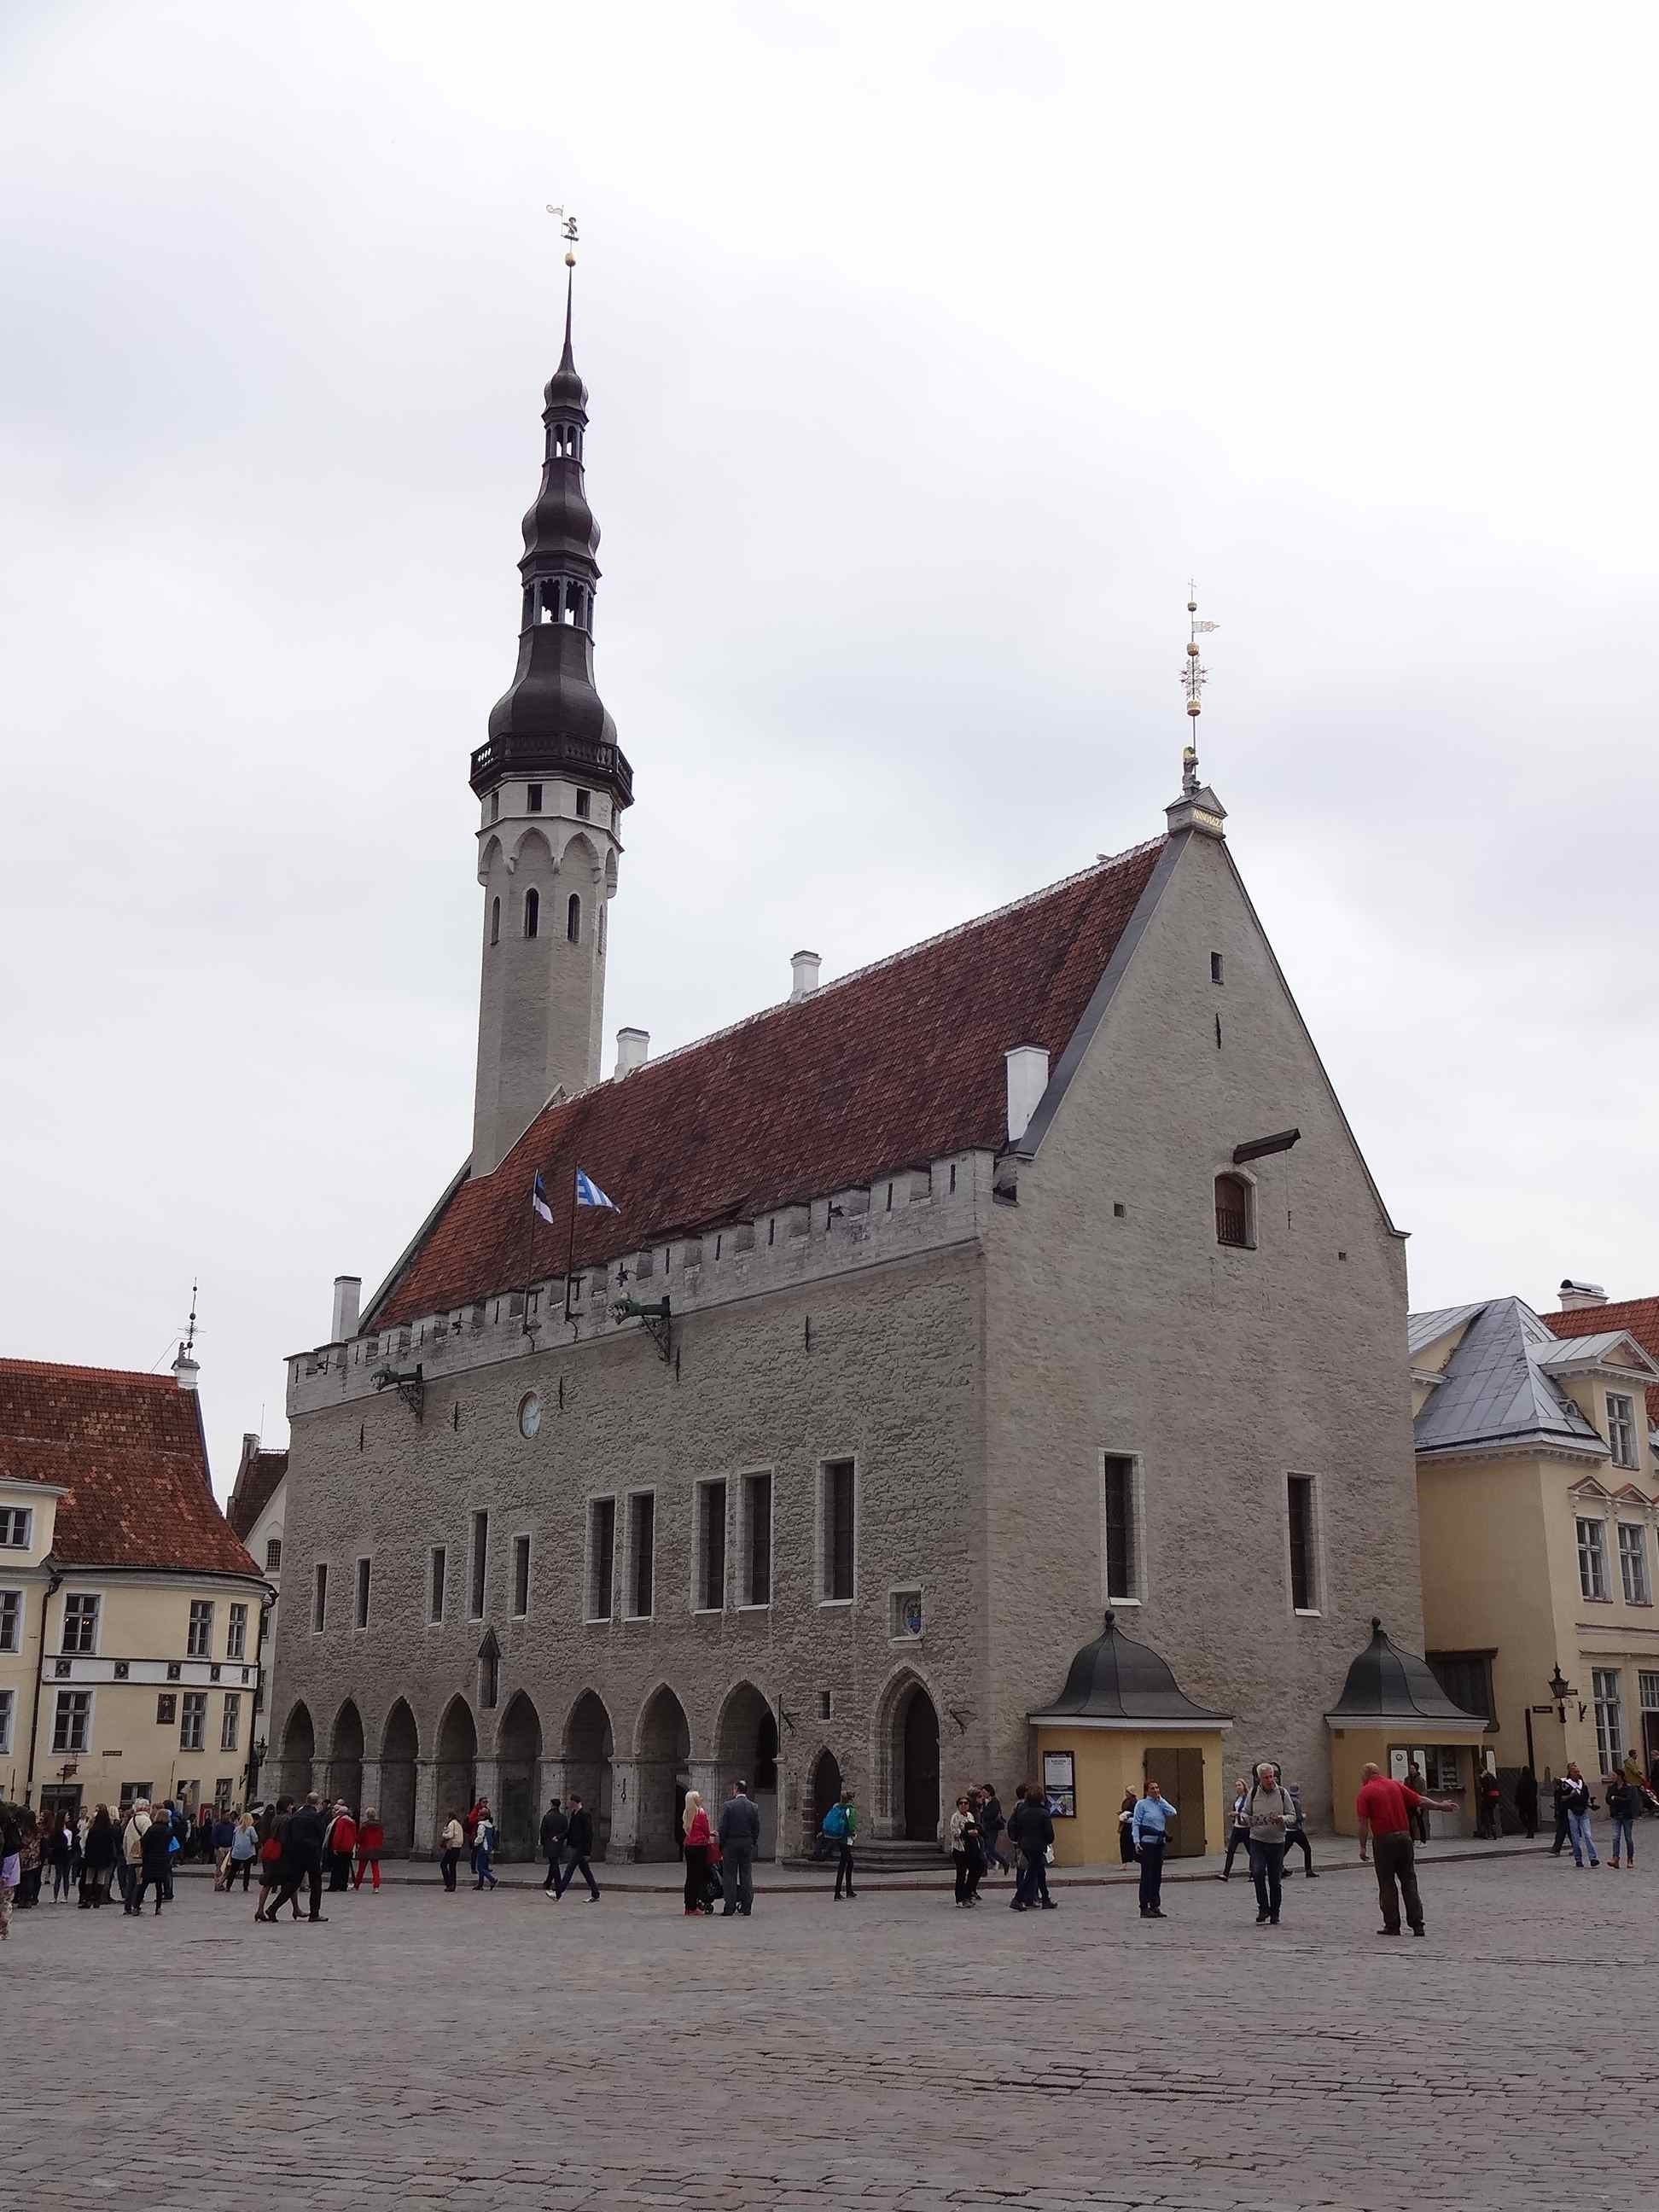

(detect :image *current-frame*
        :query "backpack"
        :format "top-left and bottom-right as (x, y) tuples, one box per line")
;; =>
(821, 1803), (847, 1841)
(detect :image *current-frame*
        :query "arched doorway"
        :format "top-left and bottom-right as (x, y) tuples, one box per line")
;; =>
(497, 1691), (542, 1860)
(716, 1681), (780, 1859)
(330, 1698), (364, 1815)
(634, 1685), (692, 1861)
(280, 1702), (315, 1801)
(380, 1700), (418, 1855)
(806, 1747), (843, 1854)
(562, 1691), (614, 1858)
(885, 1678), (940, 1842)
(434, 1697), (477, 1829)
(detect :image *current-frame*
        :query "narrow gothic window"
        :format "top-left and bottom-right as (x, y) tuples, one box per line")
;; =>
(524, 888), (539, 940)
(566, 894), (580, 944)
(490, 897), (500, 946)
(527, 783), (543, 813)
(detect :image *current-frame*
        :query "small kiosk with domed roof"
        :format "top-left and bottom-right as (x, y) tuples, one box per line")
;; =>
(1324, 1617), (1489, 1837)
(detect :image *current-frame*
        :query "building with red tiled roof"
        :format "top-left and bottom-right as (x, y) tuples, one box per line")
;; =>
(1, 1352), (270, 1816)
(266, 300), (1427, 1860)
(1545, 1284), (1659, 1430)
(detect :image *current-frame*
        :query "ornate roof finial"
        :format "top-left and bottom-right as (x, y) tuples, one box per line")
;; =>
(1181, 580), (1220, 796)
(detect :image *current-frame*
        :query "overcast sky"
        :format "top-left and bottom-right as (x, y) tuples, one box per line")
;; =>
(5, 3), (1657, 1495)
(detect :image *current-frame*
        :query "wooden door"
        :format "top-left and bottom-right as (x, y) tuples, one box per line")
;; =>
(1143, 1748), (1207, 1858)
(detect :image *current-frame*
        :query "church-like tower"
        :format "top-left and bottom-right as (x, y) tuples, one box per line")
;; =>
(469, 269), (633, 1176)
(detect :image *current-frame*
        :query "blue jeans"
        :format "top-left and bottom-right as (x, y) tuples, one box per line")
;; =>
(1568, 1810), (1598, 1866)
(1611, 1816), (1635, 1862)
(474, 1844), (493, 1885)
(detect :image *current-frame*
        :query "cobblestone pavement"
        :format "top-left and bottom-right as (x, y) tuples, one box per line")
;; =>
(9, 1849), (1653, 2210)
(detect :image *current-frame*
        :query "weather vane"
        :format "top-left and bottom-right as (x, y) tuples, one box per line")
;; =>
(545, 204), (579, 266)
(1181, 581), (1220, 796)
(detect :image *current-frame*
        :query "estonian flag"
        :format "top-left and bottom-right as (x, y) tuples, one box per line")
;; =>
(531, 1171), (555, 1225)
(574, 1167), (619, 1212)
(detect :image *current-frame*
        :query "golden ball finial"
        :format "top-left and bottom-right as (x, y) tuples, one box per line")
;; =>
(565, 249), (577, 268)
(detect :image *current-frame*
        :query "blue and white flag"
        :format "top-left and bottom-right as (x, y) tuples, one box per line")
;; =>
(531, 1171), (555, 1225)
(574, 1167), (619, 1212)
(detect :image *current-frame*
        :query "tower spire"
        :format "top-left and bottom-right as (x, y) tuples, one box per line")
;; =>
(1181, 581), (1219, 796)
(468, 212), (634, 1177)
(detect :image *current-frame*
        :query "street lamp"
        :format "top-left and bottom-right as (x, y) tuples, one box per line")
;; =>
(1550, 1664), (1575, 1721)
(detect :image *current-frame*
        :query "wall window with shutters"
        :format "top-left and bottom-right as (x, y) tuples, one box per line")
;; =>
(696, 1480), (728, 1612)
(180, 1691), (207, 1752)
(1578, 1516), (1609, 1601)
(61, 1592), (100, 1654)
(1608, 1394), (1639, 1471)
(741, 1471), (772, 1608)
(52, 1689), (92, 1755)
(820, 1459), (856, 1604)
(187, 1599), (215, 1657)
(586, 1498), (615, 1621)
(1287, 1475), (1320, 1613)
(1620, 1522), (1651, 1604)
(625, 1494), (655, 1619)
(1101, 1454), (1141, 1603)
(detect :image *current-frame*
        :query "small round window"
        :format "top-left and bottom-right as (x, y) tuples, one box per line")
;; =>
(517, 1391), (542, 1439)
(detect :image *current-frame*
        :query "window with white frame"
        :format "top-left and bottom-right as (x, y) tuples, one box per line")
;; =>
(1593, 1667), (1625, 1771)
(52, 1688), (91, 1755)
(180, 1691), (207, 1752)
(265, 1536), (282, 1571)
(1608, 1393), (1639, 1471)
(226, 1603), (247, 1660)
(1102, 1454), (1141, 1602)
(220, 1692), (241, 1752)
(61, 1592), (100, 1654)
(1640, 1671), (1659, 1714)
(1619, 1522), (1651, 1605)
(1578, 1516), (1609, 1600)
(0, 1686), (12, 1753)
(187, 1599), (214, 1657)
(0, 1587), (21, 1655)
(819, 1460), (856, 1604)
(0, 1506), (32, 1549)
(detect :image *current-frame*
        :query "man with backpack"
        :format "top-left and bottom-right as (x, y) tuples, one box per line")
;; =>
(539, 1796), (569, 1895)
(823, 1789), (858, 1900)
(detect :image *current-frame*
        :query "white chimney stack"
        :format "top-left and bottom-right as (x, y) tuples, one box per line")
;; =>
(790, 950), (821, 1003)
(1558, 1278), (1609, 1312)
(1004, 1045), (1050, 1144)
(331, 1275), (362, 1342)
(614, 1026), (650, 1076)
(172, 1342), (200, 1393)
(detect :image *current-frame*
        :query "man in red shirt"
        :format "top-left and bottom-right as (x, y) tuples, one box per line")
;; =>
(1354, 1762), (1458, 1937)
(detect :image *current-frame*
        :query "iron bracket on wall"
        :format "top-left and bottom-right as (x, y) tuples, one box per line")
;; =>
(372, 1363), (426, 1423)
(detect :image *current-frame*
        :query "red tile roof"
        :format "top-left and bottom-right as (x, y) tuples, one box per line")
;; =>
(0, 1358), (261, 1579)
(372, 836), (1165, 1328)
(227, 1447), (288, 1543)
(1547, 1296), (1659, 1426)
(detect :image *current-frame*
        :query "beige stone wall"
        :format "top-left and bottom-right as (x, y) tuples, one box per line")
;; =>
(986, 828), (1422, 1828)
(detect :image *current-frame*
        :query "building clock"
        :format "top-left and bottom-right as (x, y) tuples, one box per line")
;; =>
(518, 1392), (542, 1439)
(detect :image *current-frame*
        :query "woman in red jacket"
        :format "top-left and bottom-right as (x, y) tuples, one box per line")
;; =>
(354, 1807), (385, 1891)
(680, 1790), (716, 1917)
(324, 1802), (358, 1891)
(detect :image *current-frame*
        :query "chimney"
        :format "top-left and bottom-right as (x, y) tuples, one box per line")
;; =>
(1004, 1045), (1050, 1145)
(331, 1275), (362, 1342)
(172, 1341), (200, 1393)
(614, 1026), (649, 1076)
(790, 950), (821, 1002)
(1558, 1278), (1609, 1312)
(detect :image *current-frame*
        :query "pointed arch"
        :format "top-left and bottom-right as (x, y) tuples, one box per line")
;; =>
(508, 825), (555, 871)
(478, 832), (504, 883)
(871, 1662), (942, 1843)
(562, 1689), (614, 1859)
(495, 1691), (543, 1860)
(632, 1683), (693, 1864)
(805, 1744), (844, 1853)
(329, 1697), (365, 1813)
(434, 1696), (478, 1827)
(380, 1697), (419, 1855)
(279, 1700), (315, 1800)
(556, 828), (602, 881)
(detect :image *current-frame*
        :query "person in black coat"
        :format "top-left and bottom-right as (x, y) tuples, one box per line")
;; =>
(539, 1798), (569, 1895)
(1515, 1766), (1539, 1841)
(553, 1796), (600, 1901)
(79, 1807), (117, 1907)
(1007, 1786), (1057, 1911)
(268, 1792), (329, 1924)
(136, 1813), (173, 1914)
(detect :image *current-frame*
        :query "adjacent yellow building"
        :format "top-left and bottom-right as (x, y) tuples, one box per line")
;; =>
(1412, 1287), (1659, 1800)
(0, 1351), (271, 1822)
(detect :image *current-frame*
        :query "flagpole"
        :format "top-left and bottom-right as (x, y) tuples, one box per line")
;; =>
(521, 1170), (538, 1337)
(562, 1165), (579, 1327)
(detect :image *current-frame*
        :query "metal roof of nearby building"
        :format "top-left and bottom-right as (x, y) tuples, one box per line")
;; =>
(1325, 1617), (1488, 1728)
(1409, 1296), (1606, 1458)
(1028, 1610), (1232, 1727)
(1406, 1302), (1488, 1359)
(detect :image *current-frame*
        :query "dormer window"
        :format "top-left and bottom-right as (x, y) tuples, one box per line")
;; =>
(1214, 1172), (1253, 1249)
(1608, 1393), (1638, 1470)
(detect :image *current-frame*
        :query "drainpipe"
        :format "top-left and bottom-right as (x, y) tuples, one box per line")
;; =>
(23, 1555), (63, 1807)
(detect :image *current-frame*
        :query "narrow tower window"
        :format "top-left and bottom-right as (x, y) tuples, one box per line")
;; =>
(490, 897), (500, 947)
(1214, 1173), (1253, 1249)
(566, 894), (581, 944)
(523, 888), (539, 940)
(574, 789), (591, 819)
(527, 783), (543, 813)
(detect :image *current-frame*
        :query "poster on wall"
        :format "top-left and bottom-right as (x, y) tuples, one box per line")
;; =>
(1042, 1749), (1076, 1819)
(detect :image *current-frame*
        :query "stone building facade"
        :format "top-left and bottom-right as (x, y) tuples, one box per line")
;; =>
(268, 279), (1425, 1856)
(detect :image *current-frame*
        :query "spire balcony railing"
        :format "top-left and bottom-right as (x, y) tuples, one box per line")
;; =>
(470, 734), (633, 806)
